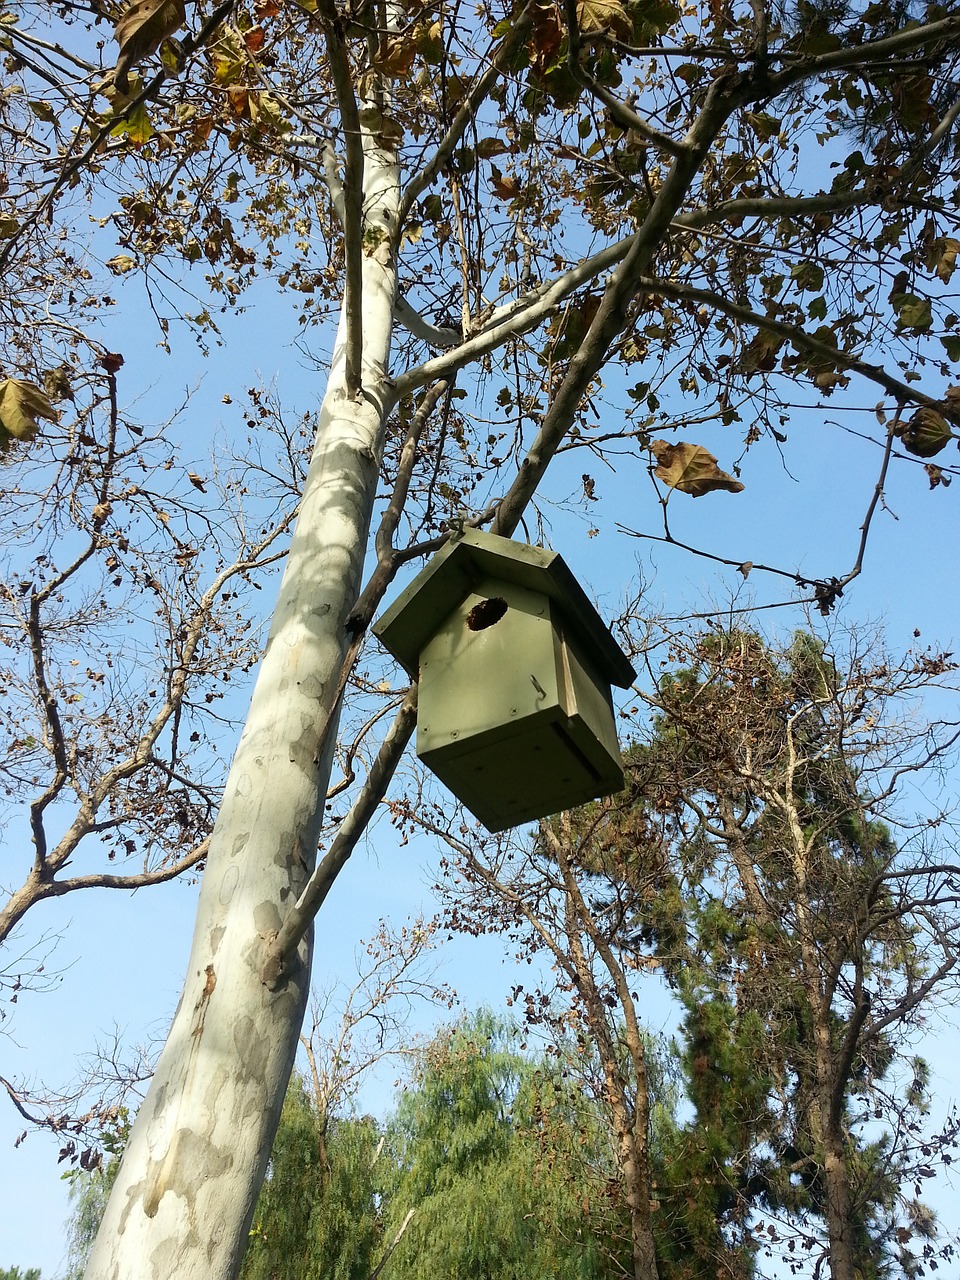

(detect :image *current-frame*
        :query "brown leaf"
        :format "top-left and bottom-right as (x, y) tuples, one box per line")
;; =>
(651, 440), (745, 497)
(376, 32), (418, 77)
(897, 407), (953, 458)
(114, 0), (186, 87)
(98, 351), (125, 374)
(0, 378), (60, 446)
(527, 3), (563, 72)
(490, 165), (521, 200)
(925, 464), (951, 489)
(243, 25), (265, 52)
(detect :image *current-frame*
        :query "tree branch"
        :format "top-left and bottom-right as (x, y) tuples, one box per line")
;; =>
(398, 6), (534, 227)
(263, 687), (419, 987)
(318, 0), (365, 394)
(640, 275), (951, 417)
(563, 0), (684, 156)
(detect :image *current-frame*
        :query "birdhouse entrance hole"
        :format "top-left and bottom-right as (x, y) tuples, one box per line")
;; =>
(466, 596), (508, 630)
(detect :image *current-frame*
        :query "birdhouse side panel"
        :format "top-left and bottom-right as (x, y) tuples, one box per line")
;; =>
(557, 627), (627, 776)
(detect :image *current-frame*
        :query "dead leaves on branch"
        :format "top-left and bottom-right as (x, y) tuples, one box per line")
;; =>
(576, 0), (634, 40)
(520, 0), (679, 100)
(651, 440), (744, 497)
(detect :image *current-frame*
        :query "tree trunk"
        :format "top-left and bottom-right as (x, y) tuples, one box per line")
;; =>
(83, 137), (399, 1280)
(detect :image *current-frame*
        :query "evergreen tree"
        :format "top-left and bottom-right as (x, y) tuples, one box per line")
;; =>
(602, 629), (960, 1280)
(240, 1075), (384, 1280)
(384, 1012), (620, 1280)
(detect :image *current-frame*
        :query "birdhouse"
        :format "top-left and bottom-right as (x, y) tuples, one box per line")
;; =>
(372, 529), (635, 832)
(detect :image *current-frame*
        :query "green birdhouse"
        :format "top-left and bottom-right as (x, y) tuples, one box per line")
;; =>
(372, 529), (635, 832)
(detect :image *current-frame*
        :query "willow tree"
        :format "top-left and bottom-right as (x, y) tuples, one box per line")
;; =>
(2, 0), (959, 1275)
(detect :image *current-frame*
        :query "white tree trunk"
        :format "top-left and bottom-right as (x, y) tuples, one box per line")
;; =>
(84, 137), (399, 1280)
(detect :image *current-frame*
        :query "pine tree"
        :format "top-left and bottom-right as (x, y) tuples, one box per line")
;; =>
(606, 629), (960, 1279)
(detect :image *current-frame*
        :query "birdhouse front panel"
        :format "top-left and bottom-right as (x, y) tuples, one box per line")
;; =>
(416, 575), (625, 830)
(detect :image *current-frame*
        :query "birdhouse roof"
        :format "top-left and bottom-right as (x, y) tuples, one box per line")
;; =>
(372, 529), (636, 688)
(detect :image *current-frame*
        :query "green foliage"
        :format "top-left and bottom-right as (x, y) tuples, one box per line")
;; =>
(61, 1109), (130, 1280)
(384, 1012), (616, 1280)
(240, 1077), (382, 1280)
(0, 1268), (43, 1280)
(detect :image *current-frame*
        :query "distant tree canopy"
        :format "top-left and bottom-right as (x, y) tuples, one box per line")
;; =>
(240, 1077), (383, 1280)
(412, 625), (960, 1280)
(242, 1013), (648, 1280)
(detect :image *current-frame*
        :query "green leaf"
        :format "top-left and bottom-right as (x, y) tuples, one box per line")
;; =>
(895, 295), (933, 333)
(0, 377), (60, 447)
(107, 101), (154, 145)
(791, 261), (824, 293)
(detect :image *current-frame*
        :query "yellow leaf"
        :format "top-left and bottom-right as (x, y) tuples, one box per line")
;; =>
(209, 27), (248, 86)
(0, 377), (60, 447)
(651, 440), (745, 497)
(936, 237), (959, 284)
(576, 0), (633, 39)
(106, 254), (137, 275)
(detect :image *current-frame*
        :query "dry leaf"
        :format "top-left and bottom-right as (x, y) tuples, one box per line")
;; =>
(897, 407), (953, 458)
(0, 378), (60, 447)
(490, 165), (521, 200)
(113, 0), (186, 89)
(376, 32), (418, 77)
(576, 0), (633, 38)
(651, 440), (745, 497)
